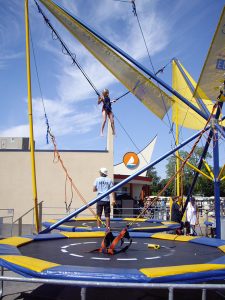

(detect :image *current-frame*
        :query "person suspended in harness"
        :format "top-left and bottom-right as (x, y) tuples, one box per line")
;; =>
(98, 88), (116, 136)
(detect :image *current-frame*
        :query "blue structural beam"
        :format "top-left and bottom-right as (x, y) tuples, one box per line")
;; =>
(182, 129), (214, 215)
(52, 1), (209, 122)
(41, 127), (210, 234)
(173, 58), (210, 117)
(215, 123), (225, 140)
(182, 102), (223, 238)
(214, 129), (221, 238)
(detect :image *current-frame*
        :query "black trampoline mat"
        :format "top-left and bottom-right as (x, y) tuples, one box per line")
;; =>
(19, 237), (224, 269)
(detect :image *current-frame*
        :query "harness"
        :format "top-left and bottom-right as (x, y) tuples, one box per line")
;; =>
(91, 227), (132, 255)
(103, 96), (112, 113)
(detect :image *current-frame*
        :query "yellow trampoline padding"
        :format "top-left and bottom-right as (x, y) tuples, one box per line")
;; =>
(140, 264), (225, 278)
(47, 219), (58, 223)
(0, 255), (59, 272)
(61, 231), (106, 238)
(162, 221), (178, 225)
(73, 217), (97, 221)
(133, 226), (168, 231)
(124, 218), (147, 222)
(0, 237), (33, 247)
(151, 233), (197, 242)
(218, 245), (225, 253)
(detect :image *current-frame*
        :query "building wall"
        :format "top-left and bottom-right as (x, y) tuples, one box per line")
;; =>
(0, 126), (113, 224)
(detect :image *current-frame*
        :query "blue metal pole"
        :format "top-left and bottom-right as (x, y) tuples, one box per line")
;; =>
(182, 103), (223, 218)
(48, 1), (209, 122)
(182, 129), (214, 216)
(40, 127), (210, 233)
(215, 123), (225, 139)
(213, 128), (221, 238)
(173, 58), (210, 117)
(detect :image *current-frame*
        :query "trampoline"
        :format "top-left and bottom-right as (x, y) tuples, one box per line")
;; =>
(42, 217), (180, 233)
(1, 232), (225, 283)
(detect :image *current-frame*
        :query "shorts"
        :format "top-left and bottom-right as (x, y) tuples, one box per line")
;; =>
(97, 201), (111, 218)
(102, 107), (112, 115)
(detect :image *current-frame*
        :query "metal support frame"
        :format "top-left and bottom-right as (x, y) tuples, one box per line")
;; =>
(176, 154), (213, 181)
(37, 1), (225, 236)
(213, 128), (221, 238)
(81, 287), (87, 300)
(182, 103), (223, 223)
(182, 129), (214, 215)
(0, 275), (225, 300)
(25, 0), (39, 233)
(0, 267), (3, 299)
(203, 159), (214, 179)
(174, 58), (224, 237)
(41, 127), (210, 233)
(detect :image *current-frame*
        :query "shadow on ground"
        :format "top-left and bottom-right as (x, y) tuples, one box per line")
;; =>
(7, 284), (225, 300)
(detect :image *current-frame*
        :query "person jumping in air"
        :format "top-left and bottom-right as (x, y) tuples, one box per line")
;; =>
(98, 88), (116, 136)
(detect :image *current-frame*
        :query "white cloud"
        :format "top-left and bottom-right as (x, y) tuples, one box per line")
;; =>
(0, 125), (29, 138)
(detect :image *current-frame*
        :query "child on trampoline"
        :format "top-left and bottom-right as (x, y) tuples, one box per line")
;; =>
(98, 88), (116, 136)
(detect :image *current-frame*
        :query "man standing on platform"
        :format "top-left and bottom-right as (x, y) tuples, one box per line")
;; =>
(93, 167), (115, 230)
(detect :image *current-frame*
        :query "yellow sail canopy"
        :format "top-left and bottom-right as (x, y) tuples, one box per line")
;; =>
(39, 0), (172, 120)
(172, 60), (214, 130)
(194, 7), (225, 101)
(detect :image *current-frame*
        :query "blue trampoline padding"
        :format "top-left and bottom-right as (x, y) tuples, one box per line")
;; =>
(0, 258), (148, 282)
(129, 232), (152, 238)
(2, 257), (225, 283)
(209, 257), (225, 264)
(0, 244), (21, 255)
(33, 233), (66, 240)
(204, 221), (213, 226)
(45, 265), (148, 282)
(145, 219), (163, 223)
(190, 237), (225, 247)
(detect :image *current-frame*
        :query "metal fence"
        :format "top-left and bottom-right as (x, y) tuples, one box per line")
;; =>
(0, 271), (225, 300)
(0, 209), (14, 237)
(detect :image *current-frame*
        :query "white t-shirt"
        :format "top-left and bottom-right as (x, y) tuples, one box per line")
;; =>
(93, 176), (113, 202)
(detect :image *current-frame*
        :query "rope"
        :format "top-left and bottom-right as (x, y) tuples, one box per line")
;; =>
(35, 0), (148, 154)
(29, 23), (50, 144)
(48, 128), (101, 219)
(34, 0), (100, 97)
(130, 1), (175, 143)
(114, 114), (148, 163)
(32, 2), (108, 222)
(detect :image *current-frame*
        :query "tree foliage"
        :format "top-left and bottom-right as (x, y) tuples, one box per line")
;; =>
(165, 147), (213, 196)
(147, 147), (225, 196)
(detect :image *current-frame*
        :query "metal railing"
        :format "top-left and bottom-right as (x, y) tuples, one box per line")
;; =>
(13, 201), (43, 236)
(0, 209), (14, 237)
(0, 270), (225, 300)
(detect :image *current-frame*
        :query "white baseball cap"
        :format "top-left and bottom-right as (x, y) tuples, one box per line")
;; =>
(99, 167), (108, 176)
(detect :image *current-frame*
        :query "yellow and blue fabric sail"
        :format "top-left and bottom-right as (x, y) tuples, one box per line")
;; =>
(194, 7), (225, 101)
(38, 0), (172, 120)
(172, 60), (214, 130)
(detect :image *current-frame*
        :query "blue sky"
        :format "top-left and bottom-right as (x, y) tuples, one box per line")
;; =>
(0, 0), (224, 178)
